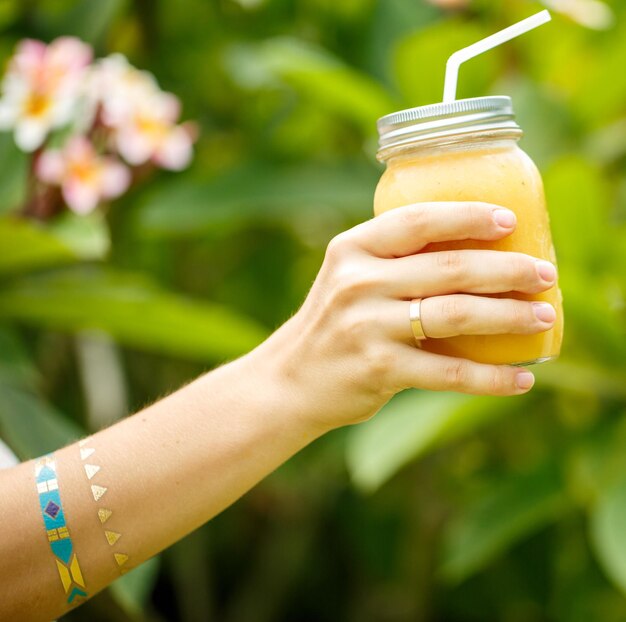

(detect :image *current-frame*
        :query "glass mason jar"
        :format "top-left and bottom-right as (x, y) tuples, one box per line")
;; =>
(374, 96), (563, 365)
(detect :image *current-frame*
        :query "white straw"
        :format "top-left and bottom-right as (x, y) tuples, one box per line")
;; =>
(442, 10), (551, 103)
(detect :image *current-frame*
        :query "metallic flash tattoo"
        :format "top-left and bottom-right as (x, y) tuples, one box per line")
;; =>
(79, 439), (130, 574)
(34, 454), (88, 604)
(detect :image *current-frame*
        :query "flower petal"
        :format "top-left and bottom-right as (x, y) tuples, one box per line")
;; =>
(153, 125), (193, 171)
(48, 37), (93, 72)
(12, 40), (46, 77)
(14, 118), (48, 151)
(100, 159), (131, 199)
(95, 55), (159, 128)
(63, 179), (100, 214)
(0, 100), (17, 129)
(159, 92), (181, 122)
(115, 127), (154, 165)
(36, 150), (65, 184)
(64, 135), (96, 161)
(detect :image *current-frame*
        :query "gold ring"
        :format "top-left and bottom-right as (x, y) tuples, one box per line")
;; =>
(409, 298), (427, 345)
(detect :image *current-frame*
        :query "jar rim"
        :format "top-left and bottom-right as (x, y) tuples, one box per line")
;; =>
(377, 128), (523, 162)
(376, 96), (521, 160)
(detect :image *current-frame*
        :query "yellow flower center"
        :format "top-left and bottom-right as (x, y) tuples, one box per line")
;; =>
(136, 114), (168, 140)
(25, 92), (51, 118)
(68, 160), (99, 184)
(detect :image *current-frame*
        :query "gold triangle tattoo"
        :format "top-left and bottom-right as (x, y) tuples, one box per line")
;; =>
(84, 464), (100, 480)
(114, 553), (129, 567)
(80, 448), (95, 460)
(91, 485), (107, 501)
(97, 508), (113, 524)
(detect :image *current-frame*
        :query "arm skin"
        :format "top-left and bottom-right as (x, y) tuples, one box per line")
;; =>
(0, 202), (558, 621)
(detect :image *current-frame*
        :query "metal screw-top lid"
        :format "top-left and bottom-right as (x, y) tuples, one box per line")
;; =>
(376, 96), (521, 160)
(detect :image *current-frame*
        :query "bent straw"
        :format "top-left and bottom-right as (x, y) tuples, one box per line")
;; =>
(442, 10), (551, 103)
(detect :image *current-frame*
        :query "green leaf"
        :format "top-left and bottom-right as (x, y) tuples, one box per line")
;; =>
(591, 477), (626, 595)
(535, 359), (626, 398)
(0, 325), (38, 389)
(0, 217), (75, 276)
(393, 19), (501, 107)
(584, 118), (626, 166)
(492, 76), (575, 169)
(568, 418), (626, 508)
(0, 325), (82, 461)
(569, 19), (626, 129)
(48, 211), (110, 261)
(346, 391), (510, 493)
(558, 275), (626, 365)
(366, 0), (438, 80)
(0, 133), (28, 215)
(543, 155), (611, 273)
(35, 0), (127, 45)
(440, 460), (569, 584)
(109, 556), (160, 615)
(0, 327), (80, 461)
(0, 215), (108, 276)
(225, 37), (396, 132)
(165, 530), (213, 620)
(0, 383), (82, 460)
(135, 161), (378, 238)
(0, 1), (20, 31)
(0, 267), (268, 362)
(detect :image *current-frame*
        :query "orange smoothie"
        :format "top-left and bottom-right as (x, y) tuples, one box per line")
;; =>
(374, 129), (563, 365)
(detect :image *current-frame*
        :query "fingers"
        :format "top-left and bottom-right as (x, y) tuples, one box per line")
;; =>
(420, 295), (556, 338)
(384, 296), (556, 343)
(350, 202), (517, 258)
(392, 345), (535, 396)
(383, 250), (557, 298)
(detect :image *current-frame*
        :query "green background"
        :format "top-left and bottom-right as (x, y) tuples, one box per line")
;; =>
(1, 0), (626, 620)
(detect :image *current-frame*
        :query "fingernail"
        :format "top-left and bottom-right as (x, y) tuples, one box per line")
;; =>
(493, 208), (517, 228)
(536, 260), (556, 283)
(516, 371), (535, 391)
(532, 302), (556, 323)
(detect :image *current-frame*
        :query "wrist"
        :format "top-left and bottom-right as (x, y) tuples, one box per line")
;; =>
(240, 319), (336, 439)
(216, 338), (331, 446)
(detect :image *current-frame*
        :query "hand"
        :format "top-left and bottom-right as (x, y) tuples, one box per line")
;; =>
(253, 202), (557, 432)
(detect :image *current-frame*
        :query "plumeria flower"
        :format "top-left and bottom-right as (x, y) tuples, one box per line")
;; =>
(0, 41), (195, 219)
(36, 136), (131, 214)
(0, 37), (92, 151)
(113, 90), (195, 171)
(94, 54), (195, 171)
(93, 54), (159, 128)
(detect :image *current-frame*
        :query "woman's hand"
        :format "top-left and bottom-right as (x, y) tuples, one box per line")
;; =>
(255, 202), (557, 433)
(0, 201), (558, 621)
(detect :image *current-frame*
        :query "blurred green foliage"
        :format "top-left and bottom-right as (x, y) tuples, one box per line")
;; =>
(1, 0), (626, 620)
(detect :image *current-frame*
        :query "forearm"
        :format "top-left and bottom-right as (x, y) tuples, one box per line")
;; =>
(0, 201), (552, 620)
(0, 333), (324, 621)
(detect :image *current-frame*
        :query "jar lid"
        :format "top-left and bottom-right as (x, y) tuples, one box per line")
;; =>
(376, 96), (521, 160)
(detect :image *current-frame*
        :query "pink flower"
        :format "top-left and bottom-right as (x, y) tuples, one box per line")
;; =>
(114, 92), (195, 170)
(37, 136), (131, 214)
(94, 54), (195, 171)
(93, 54), (158, 128)
(0, 37), (92, 151)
